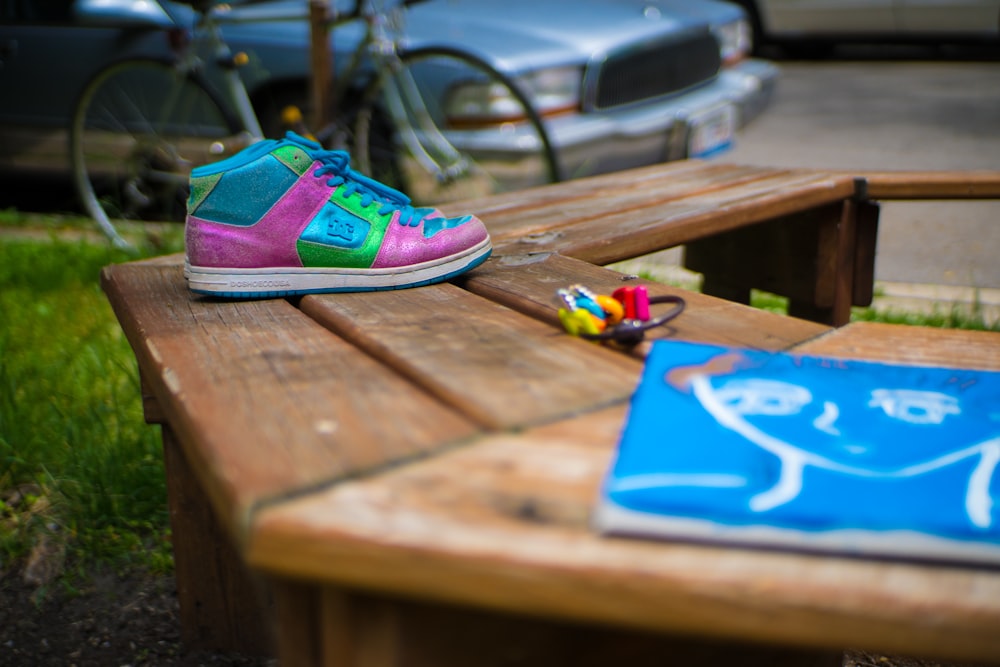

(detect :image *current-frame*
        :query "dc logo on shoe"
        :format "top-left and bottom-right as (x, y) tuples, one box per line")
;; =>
(301, 204), (370, 250)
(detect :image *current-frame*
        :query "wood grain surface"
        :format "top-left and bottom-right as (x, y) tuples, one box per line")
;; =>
(102, 261), (479, 544)
(851, 170), (1000, 199)
(459, 253), (831, 353)
(300, 282), (642, 430)
(795, 321), (1000, 371)
(483, 170), (856, 266)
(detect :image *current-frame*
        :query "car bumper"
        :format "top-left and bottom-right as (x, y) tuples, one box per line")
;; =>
(451, 58), (779, 187)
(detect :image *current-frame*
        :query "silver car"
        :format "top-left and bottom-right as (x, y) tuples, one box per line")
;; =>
(395, 0), (780, 181)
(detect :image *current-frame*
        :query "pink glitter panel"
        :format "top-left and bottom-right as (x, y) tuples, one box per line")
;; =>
(370, 213), (488, 268)
(186, 162), (333, 268)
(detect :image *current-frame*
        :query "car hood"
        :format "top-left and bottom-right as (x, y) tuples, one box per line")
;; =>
(223, 0), (737, 74)
(403, 0), (735, 71)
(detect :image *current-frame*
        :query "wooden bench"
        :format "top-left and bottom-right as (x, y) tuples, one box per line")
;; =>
(440, 160), (871, 326)
(682, 167), (1000, 325)
(102, 162), (1000, 665)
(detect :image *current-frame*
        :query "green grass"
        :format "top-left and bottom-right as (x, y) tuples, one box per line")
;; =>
(0, 211), (183, 578)
(750, 289), (999, 332)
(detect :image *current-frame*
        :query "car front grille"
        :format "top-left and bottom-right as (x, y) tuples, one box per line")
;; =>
(587, 31), (721, 111)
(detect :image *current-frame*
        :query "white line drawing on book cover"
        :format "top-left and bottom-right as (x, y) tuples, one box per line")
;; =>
(691, 375), (1000, 527)
(611, 361), (1000, 530)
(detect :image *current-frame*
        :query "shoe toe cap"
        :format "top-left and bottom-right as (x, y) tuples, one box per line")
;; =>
(371, 212), (490, 269)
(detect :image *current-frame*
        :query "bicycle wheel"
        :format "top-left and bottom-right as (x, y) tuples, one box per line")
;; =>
(70, 57), (249, 248)
(352, 47), (560, 205)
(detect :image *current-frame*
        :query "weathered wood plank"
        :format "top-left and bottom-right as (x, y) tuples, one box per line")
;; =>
(162, 426), (274, 655)
(684, 204), (845, 314)
(101, 262), (479, 542)
(851, 200), (880, 307)
(248, 404), (1000, 664)
(300, 281), (643, 430)
(852, 171), (1000, 199)
(271, 578), (323, 667)
(457, 253), (830, 353)
(490, 172), (857, 266)
(454, 163), (783, 244)
(439, 160), (777, 221)
(685, 200), (882, 326)
(793, 321), (1000, 371)
(312, 587), (843, 667)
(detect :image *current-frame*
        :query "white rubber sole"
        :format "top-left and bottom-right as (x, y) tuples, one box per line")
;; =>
(185, 238), (492, 297)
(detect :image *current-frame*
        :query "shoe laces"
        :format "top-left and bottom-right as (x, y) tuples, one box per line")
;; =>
(311, 148), (424, 227)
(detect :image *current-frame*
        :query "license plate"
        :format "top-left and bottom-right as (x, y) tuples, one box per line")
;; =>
(687, 104), (736, 159)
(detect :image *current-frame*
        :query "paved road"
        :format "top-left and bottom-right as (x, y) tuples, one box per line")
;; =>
(723, 54), (1000, 291)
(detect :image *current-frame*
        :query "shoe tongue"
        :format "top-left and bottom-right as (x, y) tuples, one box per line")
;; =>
(282, 130), (415, 209)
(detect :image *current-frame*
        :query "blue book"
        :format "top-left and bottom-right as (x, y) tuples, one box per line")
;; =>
(594, 340), (1000, 564)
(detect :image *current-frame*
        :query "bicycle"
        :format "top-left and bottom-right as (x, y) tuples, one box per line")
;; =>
(70, 0), (560, 249)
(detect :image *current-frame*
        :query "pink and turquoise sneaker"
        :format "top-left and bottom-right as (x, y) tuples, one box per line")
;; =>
(184, 132), (492, 297)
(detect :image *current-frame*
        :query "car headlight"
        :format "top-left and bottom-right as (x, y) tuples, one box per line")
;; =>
(714, 18), (752, 66)
(444, 65), (581, 129)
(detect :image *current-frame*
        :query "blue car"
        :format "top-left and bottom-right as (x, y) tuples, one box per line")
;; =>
(0, 0), (777, 204)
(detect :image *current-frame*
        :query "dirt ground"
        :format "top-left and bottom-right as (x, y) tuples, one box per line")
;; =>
(0, 566), (274, 667)
(0, 562), (976, 667)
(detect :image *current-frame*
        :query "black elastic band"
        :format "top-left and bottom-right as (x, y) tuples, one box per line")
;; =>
(579, 295), (685, 346)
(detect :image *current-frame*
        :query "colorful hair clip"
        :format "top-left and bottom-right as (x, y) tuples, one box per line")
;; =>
(557, 284), (685, 346)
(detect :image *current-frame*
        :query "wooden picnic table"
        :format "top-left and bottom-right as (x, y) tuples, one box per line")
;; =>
(102, 160), (1000, 666)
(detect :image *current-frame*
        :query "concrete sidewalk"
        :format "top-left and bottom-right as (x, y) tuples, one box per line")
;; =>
(720, 61), (1000, 296)
(872, 280), (1000, 325)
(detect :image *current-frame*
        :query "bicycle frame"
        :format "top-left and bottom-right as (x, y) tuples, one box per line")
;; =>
(71, 0), (557, 247)
(172, 0), (451, 174)
(189, 6), (264, 139)
(84, 0), (525, 182)
(361, 3), (472, 182)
